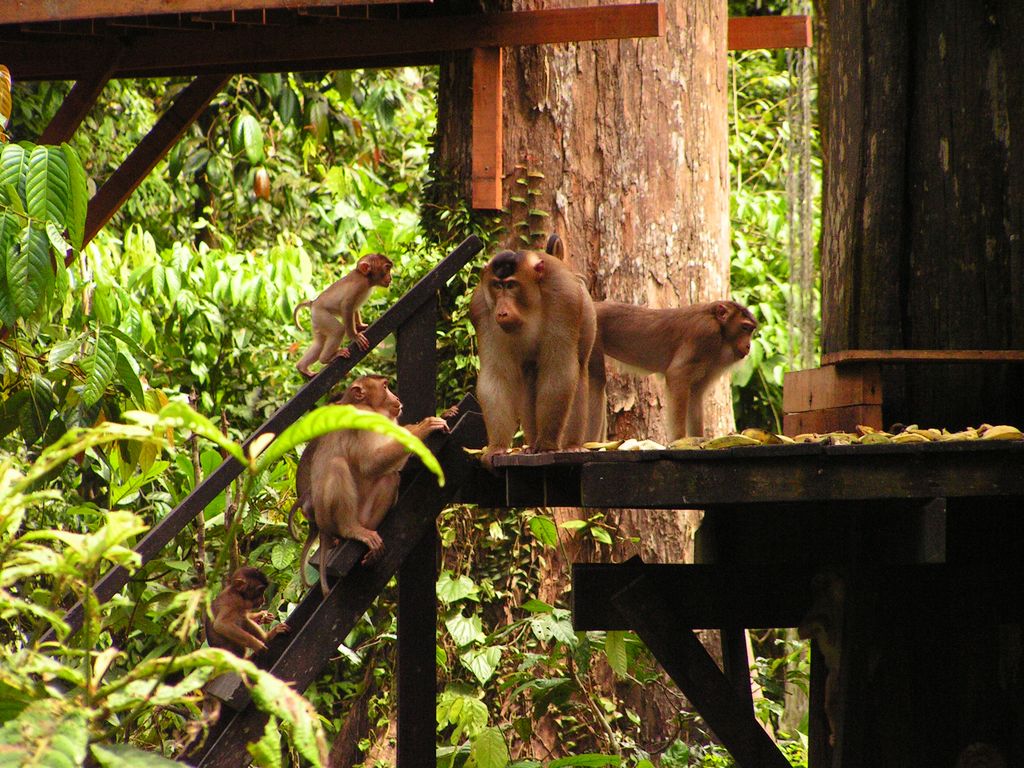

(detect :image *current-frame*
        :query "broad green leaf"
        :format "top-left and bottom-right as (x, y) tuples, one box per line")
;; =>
(0, 680), (31, 724)
(520, 599), (553, 614)
(114, 353), (145, 409)
(91, 743), (184, 767)
(559, 519), (588, 531)
(0, 142), (29, 205)
(247, 715), (283, 768)
(82, 328), (118, 405)
(248, 667), (327, 768)
(589, 526), (613, 546)
(437, 571), (478, 605)
(276, 87), (299, 126)
(26, 145), (70, 227)
(0, 212), (17, 325)
(44, 220), (70, 258)
(468, 727), (509, 768)
(256, 404), (443, 486)
(61, 144), (87, 251)
(444, 611), (484, 647)
(461, 646), (501, 685)
(9, 222), (50, 316)
(604, 630), (628, 677)
(528, 515), (557, 547)
(231, 114), (265, 164)
(0, 700), (89, 767)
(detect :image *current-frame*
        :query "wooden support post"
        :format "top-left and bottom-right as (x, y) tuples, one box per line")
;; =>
(37, 48), (122, 145)
(612, 575), (792, 768)
(472, 47), (503, 210)
(720, 628), (754, 719)
(83, 74), (228, 245)
(395, 296), (438, 768)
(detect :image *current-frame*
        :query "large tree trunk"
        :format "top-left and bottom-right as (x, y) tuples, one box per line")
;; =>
(431, 0), (730, 756)
(817, 2), (1024, 765)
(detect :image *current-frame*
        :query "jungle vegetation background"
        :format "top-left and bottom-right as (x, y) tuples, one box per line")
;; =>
(0, 0), (818, 765)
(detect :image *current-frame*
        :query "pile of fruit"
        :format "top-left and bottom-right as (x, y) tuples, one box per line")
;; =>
(582, 424), (1024, 451)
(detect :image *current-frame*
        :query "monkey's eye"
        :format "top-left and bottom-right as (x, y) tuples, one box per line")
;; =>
(742, 322), (757, 333)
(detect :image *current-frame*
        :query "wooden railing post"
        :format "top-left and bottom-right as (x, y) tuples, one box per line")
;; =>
(395, 295), (439, 767)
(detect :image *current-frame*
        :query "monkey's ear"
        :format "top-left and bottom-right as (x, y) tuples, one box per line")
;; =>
(714, 302), (731, 322)
(232, 576), (247, 590)
(349, 383), (366, 402)
(532, 259), (546, 279)
(357, 261), (372, 274)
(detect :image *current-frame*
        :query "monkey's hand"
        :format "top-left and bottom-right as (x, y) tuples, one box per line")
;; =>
(355, 332), (370, 350)
(337, 348), (352, 358)
(441, 405), (459, 420)
(410, 416), (449, 438)
(252, 610), (276, 624)
(345, 527), (384, 565)
(267, 623), (291, 641)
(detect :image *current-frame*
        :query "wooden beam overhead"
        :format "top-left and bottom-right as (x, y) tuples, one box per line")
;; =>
(728, 15), (812, 51)
(0, 0), (410, 26)
(471, 48), (503, 211)
(3, 4), (665, 81)
(84, 74), (228, 246)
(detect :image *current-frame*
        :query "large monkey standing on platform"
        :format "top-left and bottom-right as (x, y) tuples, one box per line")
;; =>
(591, 300), (757, 440)
(303, 375), (448, 596)
(470, 247), (597, 465)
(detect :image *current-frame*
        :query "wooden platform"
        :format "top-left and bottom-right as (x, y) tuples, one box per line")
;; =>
(477, 440), (1024, 508)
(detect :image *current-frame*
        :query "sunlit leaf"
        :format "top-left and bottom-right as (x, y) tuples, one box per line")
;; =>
(0, 142), (29, 205)
(468, 726), (508, 768)
(548, 755), (621, 768)
(604, 631), (628, 677)
(91, 743), (184, 767)
(461, 646), (501, 685)
(61, 143), (88, 252)
(26, 145), (70, 228)
(528, 515), (557, 547)
(247, 715), (283, 768)
(255, 404), (443, 486)
(0, 700), (89, 767)
(248, 667), (328, 767)
(8, 222), (50, 316)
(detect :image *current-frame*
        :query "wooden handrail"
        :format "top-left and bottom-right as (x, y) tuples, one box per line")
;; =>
(46, 235), (484, 642)
(823, 349), (1024, 366)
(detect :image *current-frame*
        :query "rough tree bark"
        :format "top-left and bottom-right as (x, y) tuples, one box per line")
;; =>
(431, 0), (731, 756)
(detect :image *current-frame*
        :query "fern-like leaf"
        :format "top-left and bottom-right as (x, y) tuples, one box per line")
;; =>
(26, 144), (70, 228)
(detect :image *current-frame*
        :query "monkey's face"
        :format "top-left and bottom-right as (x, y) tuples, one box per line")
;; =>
(360, 254), (393, 288)
(490, 278), (527, 332)
(718, 304), (757, 359)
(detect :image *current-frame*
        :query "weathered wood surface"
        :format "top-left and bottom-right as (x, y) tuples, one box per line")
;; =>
(823, 349), (1024, 365)
(193, 407), (486, 767)
(612, 575), (793, 768)
(0, 0), (411, 25)
(471, 47), (503, 210)
(473, 441), (1024, 507)
(46, 236), (483, 643)
(783, 364), (882, 412)
(4, 5), (665, 81)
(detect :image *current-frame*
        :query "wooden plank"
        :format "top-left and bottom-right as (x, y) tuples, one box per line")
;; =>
(38, 50), (122, 146)
(782, 405), (883, 435)
(44, 236), (484, 644)
(471, 48), (503, 211)
(727, 15), (812, 51)
(193, 409), (487, 768)
(823, 349), (1024, 365)
(572, 563), (813, 631)
(782, 364), (882, 412)
(612, 575), (793, 768)
(4, 4), (665, 81)
(395, 297), (438, 768)
(84, 74), (228, 245)
(578, 443), (1024, 507)
(0, 0), (412, 25)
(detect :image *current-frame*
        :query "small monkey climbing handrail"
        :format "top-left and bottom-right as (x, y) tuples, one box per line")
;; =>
(49, 235), (484, 641)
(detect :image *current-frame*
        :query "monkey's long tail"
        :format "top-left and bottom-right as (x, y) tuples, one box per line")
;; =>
(292, 300), (312, 328)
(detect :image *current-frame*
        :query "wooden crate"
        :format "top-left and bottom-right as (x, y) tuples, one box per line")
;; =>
(782, 363), (883, 435)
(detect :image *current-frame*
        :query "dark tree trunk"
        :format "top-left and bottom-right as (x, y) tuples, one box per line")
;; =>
(819, 0), (1024, 429)
(818, 2), (1024, 766)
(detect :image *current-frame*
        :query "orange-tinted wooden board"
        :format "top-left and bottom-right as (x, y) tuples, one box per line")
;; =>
(783, 365), (882, 413)
(823, 349), (1024, 366)
(728, 15), (812, 50)
(783, 405), (884, 436)
(472, 48), (503, 211)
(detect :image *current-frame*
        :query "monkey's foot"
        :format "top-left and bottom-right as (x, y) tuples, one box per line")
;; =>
(297, 367), (315, 379)
(347, 528), (384, 564)
(480, 447), (509, 471)
(267, 623), (290, 640)
(337, 348), (351, 358)
(355, 332), (370, 350)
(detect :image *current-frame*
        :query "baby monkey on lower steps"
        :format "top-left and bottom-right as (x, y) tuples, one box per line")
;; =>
(289, 375), (449, 597)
